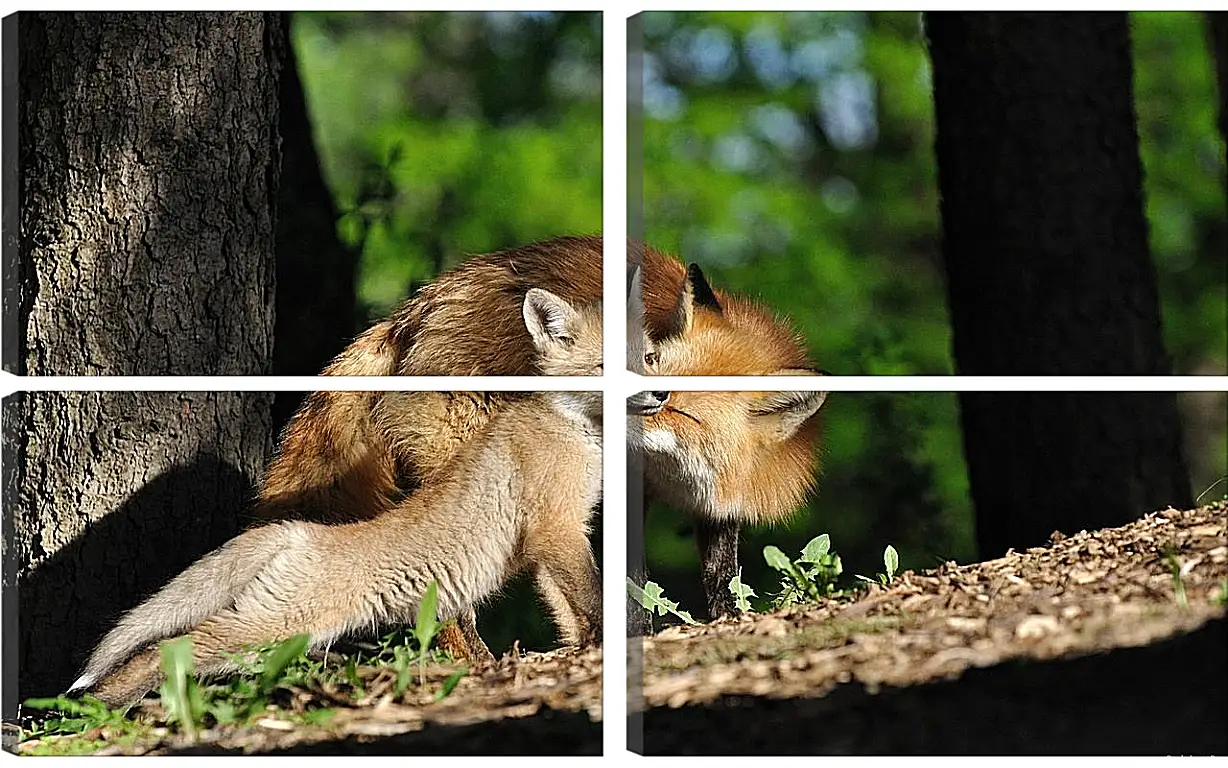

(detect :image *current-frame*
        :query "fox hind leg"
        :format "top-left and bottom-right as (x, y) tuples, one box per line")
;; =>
(534, 568), (583, 645)
(435, 609), (494, 664)
(89, 646), (164, 708)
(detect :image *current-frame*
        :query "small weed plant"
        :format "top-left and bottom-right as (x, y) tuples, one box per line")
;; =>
(627, 579), (700, 625)
(628, 534), (902, 625)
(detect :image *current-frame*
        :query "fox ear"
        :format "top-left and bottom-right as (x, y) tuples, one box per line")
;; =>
(665, 263), (723, 339)
(628, 266), (649, 372)
(628, 265), (645, 329)
(523, 288), (577, 348)
(687, 263), (722, 314)
(751, 386), (827, 441)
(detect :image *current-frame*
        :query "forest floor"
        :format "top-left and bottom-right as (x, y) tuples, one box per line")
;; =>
(8, 644), (602, 755)
(636, 501), (1227, 755)
(10, 503), (1225, 755)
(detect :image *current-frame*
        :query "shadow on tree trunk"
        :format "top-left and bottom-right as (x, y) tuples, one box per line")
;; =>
(3, 453), (256, 714)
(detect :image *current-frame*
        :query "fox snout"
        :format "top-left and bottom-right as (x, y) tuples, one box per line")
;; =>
(628, 391), (670, 416)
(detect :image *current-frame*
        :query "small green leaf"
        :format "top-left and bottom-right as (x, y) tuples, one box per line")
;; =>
(158, 637), (202, 739)
(884, 545), (899, 581)
(414, 581), (441, 651)
(627, 579), (698, 624)
(414, 581), (443, 686)
(799, 534), (831, 563)
(393, 645), (413, 696)
(641, 581), (667, 612)
(729, 569), (757, 613)
(763, 545), (792, 573)
(672, 607), (700, 625)
(207, 699), (238, 726)
(627, 579), (652, 611)
(304, 708), (337, 725)
(259, 634), (310, 694)
(435, 668), (468, 701)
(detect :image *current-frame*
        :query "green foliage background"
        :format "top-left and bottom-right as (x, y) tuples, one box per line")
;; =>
(293, 11), (603, 323)
(637, 11), (1227, 615)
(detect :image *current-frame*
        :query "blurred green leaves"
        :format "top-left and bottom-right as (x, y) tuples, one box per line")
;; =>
(293, 11), (602, 321)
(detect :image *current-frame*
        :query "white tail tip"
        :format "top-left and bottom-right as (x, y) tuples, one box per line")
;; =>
(67, 673), (95, 693)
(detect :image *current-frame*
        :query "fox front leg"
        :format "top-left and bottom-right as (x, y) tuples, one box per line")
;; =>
(696, 518), (740, 620)
(628, 501), (652, 637)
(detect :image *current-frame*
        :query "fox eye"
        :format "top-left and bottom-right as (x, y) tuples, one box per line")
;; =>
(644, 351), (658, 367)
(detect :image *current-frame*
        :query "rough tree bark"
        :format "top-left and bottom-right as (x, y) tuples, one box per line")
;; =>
(1, 12), (283, 710)
(4, 12), (280, 376)
(925, 13), (1193, 556)
(272, 12), (357, 434)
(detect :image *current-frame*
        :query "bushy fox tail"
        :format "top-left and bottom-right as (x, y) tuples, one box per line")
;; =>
(68, 524), (291, 694)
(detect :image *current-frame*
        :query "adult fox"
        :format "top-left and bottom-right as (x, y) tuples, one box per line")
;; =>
(254, 235), (820, 649)
(629, 265), (827, 617)
(71, 289), (604, 707)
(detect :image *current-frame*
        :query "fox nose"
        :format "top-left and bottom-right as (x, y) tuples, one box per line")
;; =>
(628, 391), (670, 416)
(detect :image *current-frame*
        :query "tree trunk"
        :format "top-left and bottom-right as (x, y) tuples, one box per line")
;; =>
(1, 11), (284, 712)
(5, 11), (281, 375)
(959, 393), (1191, 558)
(925, 13), (1192, 555)
(1209, 12), (1228, 191)
(927, 12), (1170, 376)
(272, 12), (357, 433)
(3, 392), (273, 709)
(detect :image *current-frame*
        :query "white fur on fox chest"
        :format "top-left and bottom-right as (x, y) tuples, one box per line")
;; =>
(639, 428), (739, 520)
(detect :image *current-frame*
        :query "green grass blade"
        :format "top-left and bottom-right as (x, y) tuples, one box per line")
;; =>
(157, 637), (201, 739)
(259, 634), (311, 694)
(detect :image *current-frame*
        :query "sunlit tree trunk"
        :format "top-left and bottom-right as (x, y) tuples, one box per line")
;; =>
(5, 11), (280, 376)
(1, 11), (281, 708)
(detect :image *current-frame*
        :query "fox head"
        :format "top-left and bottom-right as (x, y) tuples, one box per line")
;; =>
(523, 288), (603, 421)
(628, 264), (827, 525)
(628, 264), (670, 417)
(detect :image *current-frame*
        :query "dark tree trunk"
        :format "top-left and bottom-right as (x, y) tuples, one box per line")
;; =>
(925, 13), (1192, 555)
(2, 392), (273, 709)
(0, 12), (283, 712)
(959, 393), (1191, 558)
(272, 12), (357, 434)
(927, 11), (1172, 376)
(1209, 12), (1228, 191)
(4, 11), (280, 375)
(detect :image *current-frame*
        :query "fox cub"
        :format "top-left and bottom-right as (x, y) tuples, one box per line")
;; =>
(70, 289), (604, 707)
